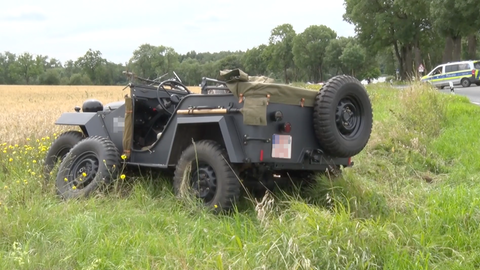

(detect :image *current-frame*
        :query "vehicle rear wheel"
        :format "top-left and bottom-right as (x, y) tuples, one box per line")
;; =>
(313, 75), (373, 157)
(55, 136), (121, 199)
(173, 140), (241, 213)
(476, 83), (480, 86)
(43, 131), (85, 180)
(461, 78), (471, 87)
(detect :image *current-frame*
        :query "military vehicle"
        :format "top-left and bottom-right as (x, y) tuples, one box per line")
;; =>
(44, 69), (373, 212)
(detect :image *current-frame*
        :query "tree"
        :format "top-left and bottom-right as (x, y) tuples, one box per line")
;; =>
(12, 52), (41, 84)
(76, 49), (107, 84)
(242, 45), (269, 76)
(339, 41), (365, 77)
(344, 0), (432, 80)
(324, 37), (352, 75)
(266, 24), (296, 83)
(0, 52), (19, 84)
(430, 0), (480, 62)
(292, 25), (337, 83)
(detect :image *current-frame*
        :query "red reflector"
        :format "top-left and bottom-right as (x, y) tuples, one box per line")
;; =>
(473, 70), (476, 76)
(283, 122), (292, 133)
(260, 150), (264, 161)
(348, 157), (352, 166)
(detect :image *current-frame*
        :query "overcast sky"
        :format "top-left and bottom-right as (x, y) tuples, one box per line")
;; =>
(0, 0), (356, 64)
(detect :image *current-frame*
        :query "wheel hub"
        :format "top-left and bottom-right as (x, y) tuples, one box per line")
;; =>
(336, 99), (360, 135)
(190, 163), (217, 202)
(67, 152), (99, 189)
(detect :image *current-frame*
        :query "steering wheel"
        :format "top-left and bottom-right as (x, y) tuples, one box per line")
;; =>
(156, 79), (191, 115)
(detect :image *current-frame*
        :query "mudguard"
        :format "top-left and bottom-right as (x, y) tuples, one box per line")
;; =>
(170, 115), (245, 164)
(55, 112), (110, 138)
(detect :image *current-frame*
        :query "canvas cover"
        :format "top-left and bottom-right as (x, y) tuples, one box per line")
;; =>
(122, 96), (133, 158)
(218, 69), (319, 126)
(219, 69), (318, 107)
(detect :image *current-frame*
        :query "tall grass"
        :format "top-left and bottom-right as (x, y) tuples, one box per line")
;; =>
(1, 82), (480, 269)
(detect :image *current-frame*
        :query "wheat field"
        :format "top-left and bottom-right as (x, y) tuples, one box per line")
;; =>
(0, 85), (201, 144)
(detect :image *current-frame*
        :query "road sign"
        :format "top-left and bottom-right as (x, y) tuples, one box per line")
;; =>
(418, 64), (424, 73)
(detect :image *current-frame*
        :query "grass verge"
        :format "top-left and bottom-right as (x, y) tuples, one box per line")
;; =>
(1, 83), (480, 269)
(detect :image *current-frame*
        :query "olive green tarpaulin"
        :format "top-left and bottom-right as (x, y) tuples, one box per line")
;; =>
(122, 96), (133, 159)
(219, 68), (318, 107)
(219, 69), (319, 125)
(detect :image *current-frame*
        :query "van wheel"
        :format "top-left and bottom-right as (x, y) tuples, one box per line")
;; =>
(461, 78), (471, 87)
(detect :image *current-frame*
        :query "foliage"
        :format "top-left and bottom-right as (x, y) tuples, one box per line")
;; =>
(292, 25), (337, 82)
(1, 4), (480, 86)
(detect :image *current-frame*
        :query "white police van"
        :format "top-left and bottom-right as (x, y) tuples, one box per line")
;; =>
(421, 60), (480, 89)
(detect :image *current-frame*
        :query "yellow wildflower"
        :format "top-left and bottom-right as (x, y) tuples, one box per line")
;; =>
(9, 158), (13, 162)
(82, 172), (87, 177)
(72, 186), (77, 190)
(120, 174), (126, 180)
(121, 154), (127, 160)
(33, 160), (37, 163)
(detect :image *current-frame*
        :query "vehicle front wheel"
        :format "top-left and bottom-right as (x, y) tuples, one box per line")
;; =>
(55, 136), (121, 199)
(173, 140), (241, 213)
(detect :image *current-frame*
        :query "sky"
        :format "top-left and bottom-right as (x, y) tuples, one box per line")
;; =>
(0, 0), (356, 65)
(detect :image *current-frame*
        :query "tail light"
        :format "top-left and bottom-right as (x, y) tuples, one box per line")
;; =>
(472, 70), (476, 76)
(283, 122), (292, 133)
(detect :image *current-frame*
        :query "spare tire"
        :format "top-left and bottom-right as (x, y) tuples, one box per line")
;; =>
(313, 75), (373, 157)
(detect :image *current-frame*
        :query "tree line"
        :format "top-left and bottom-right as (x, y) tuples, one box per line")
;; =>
(344, 0), (480, 80)
(1, 1), (479, 86)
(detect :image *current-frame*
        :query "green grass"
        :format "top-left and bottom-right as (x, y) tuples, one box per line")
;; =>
(2, 83), (480, 269)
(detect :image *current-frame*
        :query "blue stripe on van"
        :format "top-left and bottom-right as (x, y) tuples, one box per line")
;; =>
(422, 70), (472, 81)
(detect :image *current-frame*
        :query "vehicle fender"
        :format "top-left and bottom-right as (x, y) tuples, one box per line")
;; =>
(55, 112), (110, 138)
(169, 116), (245, 164)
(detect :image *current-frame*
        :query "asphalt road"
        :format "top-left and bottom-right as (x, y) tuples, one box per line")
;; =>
(438, 85), (480, 105)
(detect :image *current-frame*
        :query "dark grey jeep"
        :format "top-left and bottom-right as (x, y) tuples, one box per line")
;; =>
(43, 69), (372, 212)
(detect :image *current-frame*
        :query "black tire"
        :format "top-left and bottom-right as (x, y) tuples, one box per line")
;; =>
(55, 136), (121, 199)
(313, 75), (373, 157)
(461, 78), (471, 87)
(173, 140), (241, 213)
(43, 131), (85, 180)
(475, 83), (480, 86)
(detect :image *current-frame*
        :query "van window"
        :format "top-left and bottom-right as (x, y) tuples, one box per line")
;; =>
(431, 66), (443, 75)
(474, 61), (480, 69)
(445, 64), (460, 72)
